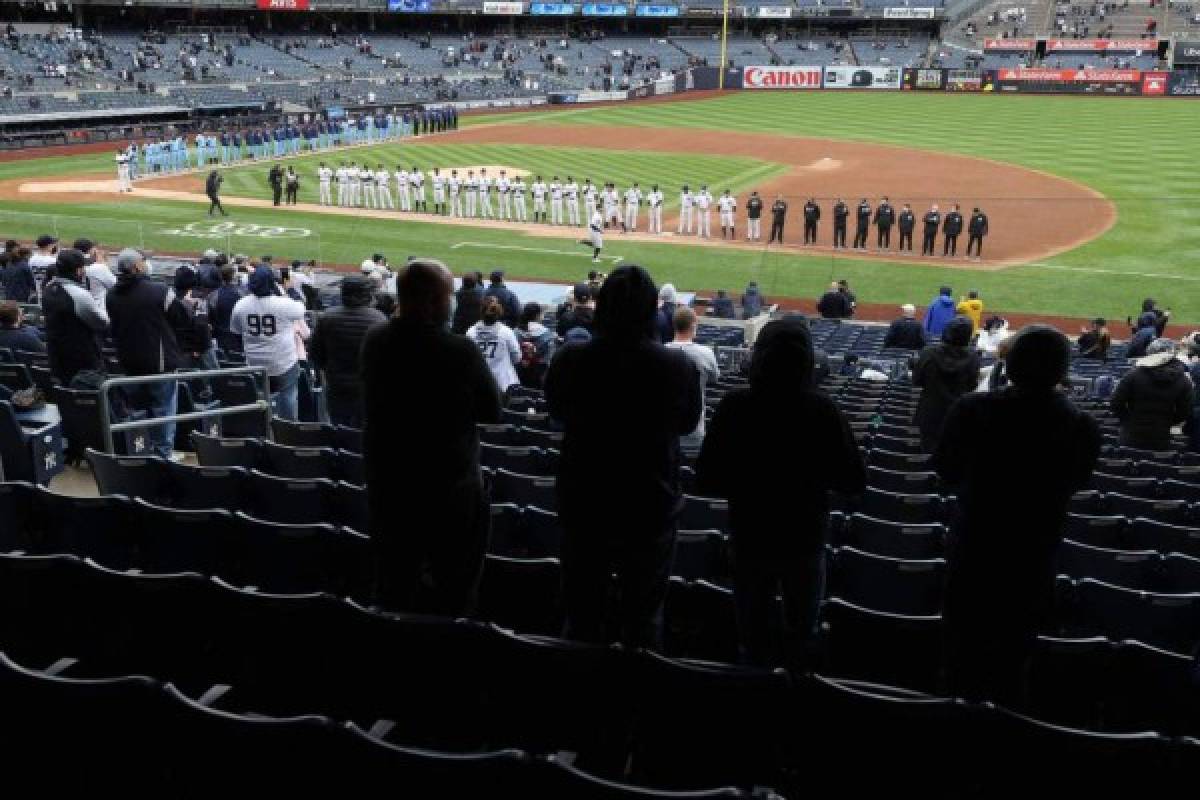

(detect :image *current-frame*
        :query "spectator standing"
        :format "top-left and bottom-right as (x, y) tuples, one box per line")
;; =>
(816, 281), (850, 319)
(467, 297), (522, 394)
(923, 286), (958, 339)
(697, 316), (865, 666)
(1181, 333), (1200, 453)
(515, 302), (554, 388)
(555, 283), (595, 337)
(308, 275), (385, 428)
(655, 283), (679, 344)
(1126, 320), (1157, 360)
(545, 265), (703, 649)
(837, 279), (857, 317)
(207, 263), (245, 354)
(170, 266), (217, 373)
(0, 301), (45, 354)
(361, 259), (501, 614)
(913, 317), (980, 451)
(666, 307), (720, 451)
(711, 289), (736, 320)
(42, 248), (107, 386)
(451, 272), (484, 334)
(75, 238), (117, 309)
(1132, 298), (1170, 338)
(28, 235), (58, 292)
(741, 281), (765, 319)
(1110, 339), (1193, 451)
(105, 248), (184, 460)
(0, 246), (35, 303)
(883, 304), (926, 350)
(230, 266), (308, 420)
(956, 290), (983, 333)
(934, 326), (1100, 702)
(483, 269), (520, 326)
(1077, 318), (1111, 360)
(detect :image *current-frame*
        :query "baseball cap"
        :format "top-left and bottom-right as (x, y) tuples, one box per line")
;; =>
(490, 269), (505, 282)
(55, 248), (86, 275)
(116, 247), (143, 274)
(36, 235), (58, 248)
(72, 238), (95, 253)
(573, 283), (591, 303)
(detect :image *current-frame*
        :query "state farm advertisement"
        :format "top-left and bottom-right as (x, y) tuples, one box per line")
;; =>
(997, 68), (1141, 82)
(742, 65), (822, 90)
(256, 0), (310, 9)
(983, 38), (1035, 50)
(1045, 38), (1155, 52)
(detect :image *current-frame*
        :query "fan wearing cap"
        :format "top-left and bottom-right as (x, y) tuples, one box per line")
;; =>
(483, 270), (520, 327)
(74, 238), (117, 308)
(555, 283), (595, 338)
(1110, 337), (1194, 452)
(230, 266), (308, 421)
(28, 235), (58, 297)
(308, 275), (386, 428)
(934, 326), (1101, 703)
(913, 317), (981, 452)
(41, 248), (108, 386)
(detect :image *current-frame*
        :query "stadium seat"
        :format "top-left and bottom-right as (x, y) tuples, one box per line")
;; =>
(491, 468), (556, 511)
(1072, 578), (1200, 653)
(259, 440), (338, 480)
(0, 552), (88, 662)
(1125, 517), (1200, 558)
(0, 400), (64, 485)
(234, 512), (348, 594)
(1104, 639), (1200, 738)
(166, 462), (249, 510)
(0, 480), (35, 551)
(335, 449), (365, 485)
(0, 361), (33, 391)
(1139, 462), (1200, 483)
(54, 387), (141, 462)
(480, 443), (546, 475)
(866, 448), (932, 473)
(133, 498), (239, 577)
(818, 597), (943, 692)
(32, 490), (139, 569)
(664, 578), (739, 664)
(86, 448), (171, 503)
(679, 495), (730, 533)
(1104, 494), (1190, 526)
(1159, 479), (1200, 504)
(1160, 552), (1200, 593)
(1056, 539), (1160, 591)
(1067, 491), (1105, 516)
(828, 546), (945, 615)
(514, 427), (564, 450)
(478, 424), (517, 446)
(835, 513), (945, 559)
(191, 431), (261, 469)
(672, 530), (728, 583)
(1025, 636), (1110, 729)
(334, 425), (363, 454)
(335, 480), (370, 532)
(519, 504), (563, 558)
(869, 433), (923, 454)
(271, 417), (336, 448)
(1091, 473), (1158, 499)
(211, 373), (268, 438)
(1064, 514), (1126, 549)
(245, 470), (335, 524)
(858, 487), (942, 525)
(479, 555), (563, 636)
(488, 503), (523, 556)
(865, 466), (938, 494)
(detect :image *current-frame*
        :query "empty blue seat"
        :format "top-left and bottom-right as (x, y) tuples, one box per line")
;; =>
(836, 513), (945, 559)
(858, 488), (942, 525)
(829, 546), (945, 615)
(1057, 539), (1160, 591)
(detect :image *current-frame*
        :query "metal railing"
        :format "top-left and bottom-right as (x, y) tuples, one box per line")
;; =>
(98, 366), (272, 455)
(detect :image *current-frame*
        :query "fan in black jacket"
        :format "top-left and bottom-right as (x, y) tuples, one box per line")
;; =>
(41, 249), (108, 385)
(310, 275), (386, 428)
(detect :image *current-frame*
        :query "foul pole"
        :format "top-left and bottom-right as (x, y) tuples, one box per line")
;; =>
(718, 0), (730, 89)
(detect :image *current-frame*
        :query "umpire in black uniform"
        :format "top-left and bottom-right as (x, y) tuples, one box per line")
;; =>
(802, 198), (820, 245)
(897, 204), (916, 253)
(853, 198), (871, 249)
(206, 170), (226, 216)
(268, 164), (284, 207)
(768, 195), (788, 245)
(943, 204), (964, 256)
(922, 204), (941, 256)
(967, 207), (989, 260)
(832, 198), (848, 248)
(873, 196), (895, 250)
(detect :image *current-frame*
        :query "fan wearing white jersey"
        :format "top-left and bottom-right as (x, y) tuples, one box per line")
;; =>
(531, 176), (548, 223)
(477, 169), (493, 218)
(432, 168), (446, 215)
(548, 177), (564, 226)
(496, 170), (512, 220)
(317, 162), (333, 206)
(467, 298), (522, 393)
(375, 165), (393, 210)
(229, 270), (308, 421)
(695, 185), (714, 238)
(717, 190), (737, 239)
(360, 166), (377, 209)
(512, 176), (528, 222)
(395, 166), (411, 212)
(335, 163), (349, 206)
(448, 170), (463, 217)
(564, 176), (581, 226)
(624, 183), (643, 233)
(464, 171), (478, 217)
(603, 184), (620, 229)
(646, 184), (664, 234)
(410, 167), (426, 212)
(678, 185), (694, 235)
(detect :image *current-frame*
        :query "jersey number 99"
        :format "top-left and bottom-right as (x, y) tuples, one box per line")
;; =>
(246, 314), (278, 336)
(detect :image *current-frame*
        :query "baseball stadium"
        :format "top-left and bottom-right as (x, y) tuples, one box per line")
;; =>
(1, 0), (1200, 795)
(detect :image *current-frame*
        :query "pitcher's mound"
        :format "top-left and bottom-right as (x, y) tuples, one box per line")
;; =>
(803, 157), (842, 172)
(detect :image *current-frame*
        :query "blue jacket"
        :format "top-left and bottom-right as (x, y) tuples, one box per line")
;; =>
(923, 294), (958, 338)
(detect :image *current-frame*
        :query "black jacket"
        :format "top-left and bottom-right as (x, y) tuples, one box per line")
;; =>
(484, 283), (520, 326)
(1110, 361), (1194, 451)
(746, 197), (763, 220)
(698, 317), (865, 558)
(268, 166), (283, 188)
(546, 333), (702, 528)
(803, 203), (820, 223)
(771, 201), (787, 222)
(205, 171), (222, 195)
(944, 212), (964, 236)
(208, 284), (245, 352)
(874, 203), (895, 228)
(171, 296), (213, 356)
(898, 211), (916, 233)
(0, 325), (45, 355)
(923, 212), (941, 234)
(833, 203), (849, 226)
(968, 212), (989, 236)
(912, 342), (980, 447)
(884, 317), (926, 350)
(42, 275), (108, 384)
(817, 290), (850, 319)
(0, 259), (35, 303)
(855, 202), (871, 227)
(309, 303), (386, 400)
(452, 285), (484, 335)
(556, 304), (595, 337)
(106, 272), (183, 376)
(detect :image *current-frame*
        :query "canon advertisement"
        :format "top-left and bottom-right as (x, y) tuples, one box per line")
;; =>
(742, 65), (822, 90)
(823, 66), (902, 90)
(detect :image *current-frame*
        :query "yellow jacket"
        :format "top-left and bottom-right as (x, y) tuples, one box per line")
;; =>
(957, 298), (983, 333)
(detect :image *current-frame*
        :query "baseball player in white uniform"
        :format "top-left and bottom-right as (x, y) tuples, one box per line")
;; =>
(531, 176), (548, 223)
(335, 163), (349, 206)
(565, 176), (581, 226)
(603, 184), (621, 229)
(646, 184), (664, 234)
(448, 170), (463, 217)
(464, 171), (478, 218)
(115, 149), (132, 192)
(410, 167), (426, 212)
(678, 185), (694, 235)
(718, 190), (737, 239)
(512, 176), (528, 222)
(360, 165), (377, 209)
(375, 164), (393, 210)
(583, 180), (598, 221)
(477, 169), (493, 218)
(317, 163), (333, 206)
(549, 177), (564, 226)
(695, 185), (713, 238)
(432, 168), (446, 215)
(624, 183), (643, 233)
(395, 167), (411, 212)
(348, 163), (362, 207)
(496, 170), (512, 220)
(583, 205), (604, 262)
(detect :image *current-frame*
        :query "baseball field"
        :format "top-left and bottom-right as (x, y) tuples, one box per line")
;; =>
(2, 90), (1197, 324)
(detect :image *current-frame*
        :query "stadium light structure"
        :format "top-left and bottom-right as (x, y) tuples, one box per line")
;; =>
(718, 0), (730, 90)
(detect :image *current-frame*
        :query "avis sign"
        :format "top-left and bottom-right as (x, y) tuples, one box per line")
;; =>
(742, 66), (822, 90)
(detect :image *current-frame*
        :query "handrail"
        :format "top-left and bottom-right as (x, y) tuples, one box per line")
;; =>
(98, 366), (273, 455)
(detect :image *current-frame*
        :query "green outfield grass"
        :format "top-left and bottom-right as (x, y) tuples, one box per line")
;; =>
(0, 91), (1196, 323)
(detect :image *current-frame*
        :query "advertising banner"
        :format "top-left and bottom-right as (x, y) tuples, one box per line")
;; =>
(1167, 71), (1200, 96)
(742, 65), (822, 89)
(823, 65), (902, 89)
(530, 2), (575, 13)
(582, 2), (628, 14)
(983, 38), (1036, 50)
(1173, 41), (1200, 65)
(483, 1), (524, 12)
(257, 0), (310, 9)
(991, 68), (1144, 94)
(883, 7), (936, 18)
(755, 5), (793, 17)
(1045, 38), (1155, 52)
(902, 67), (947, 90)
(388, 0), (430, 9)
(635, 4), (678, 15)
(1141, 70), (1169, 96)
(945, 69), (983, 91)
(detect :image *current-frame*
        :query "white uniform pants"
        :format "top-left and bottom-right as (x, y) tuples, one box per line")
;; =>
(698, 209), (711, 238)
(649, 205), (663, 234)
(414, 186), (426, 209)
(337, 182), (346, 206)
(551, 199), (563, 225)
(362, 184), (377, 209)
(720, 211), (735, 232)
(398, 185), (411, 212)
(678, 206), (693, 234)
(499, 193), (512, 220)
(450, 193), (463, 217)
(118, 165), (131, 191)
(514, 196), (527, 221)
(377, 185), (393, 210)
(567, 200), (580, 226)
(605, 206), (620, 227)
(349, 182), (361, 206)
(479, 192), (492, 217)
(625, 204), (639, 232)
(465, 192), (476, 217)
(533, 198), (547, 218)
(748, 218), (761, 240)
(434, 188), (446, 210)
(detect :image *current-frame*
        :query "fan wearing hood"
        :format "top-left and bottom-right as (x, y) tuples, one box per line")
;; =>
(1110, 338), (1194, 451)
(912, 317), (981, 452)
(933, 326), (1101, 703)
(922, 286), (958, 339)
(697, 315), (866, 667)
